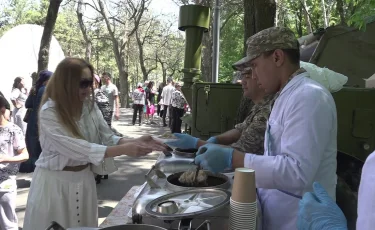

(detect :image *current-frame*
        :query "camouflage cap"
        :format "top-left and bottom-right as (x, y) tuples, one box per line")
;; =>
(232, 27), (299, 70)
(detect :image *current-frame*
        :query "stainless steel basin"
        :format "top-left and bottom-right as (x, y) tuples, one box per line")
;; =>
(154, 157), (194, 174)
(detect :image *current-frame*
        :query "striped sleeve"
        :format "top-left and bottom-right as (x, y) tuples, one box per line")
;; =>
(39, 107), (107, 165)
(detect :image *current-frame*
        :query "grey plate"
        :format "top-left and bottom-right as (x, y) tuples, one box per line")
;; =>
(145, 188), (230, 220)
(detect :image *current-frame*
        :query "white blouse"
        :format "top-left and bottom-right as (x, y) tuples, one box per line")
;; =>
(35, 99), (122, 170)
(10, 88), (27, 106)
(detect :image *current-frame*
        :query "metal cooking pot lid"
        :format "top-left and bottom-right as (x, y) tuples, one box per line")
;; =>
(145, 188), (230, 220)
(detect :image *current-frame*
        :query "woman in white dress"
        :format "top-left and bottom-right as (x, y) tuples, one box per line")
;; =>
(10, 77), (27, 133)
(22, 58), (166, 230)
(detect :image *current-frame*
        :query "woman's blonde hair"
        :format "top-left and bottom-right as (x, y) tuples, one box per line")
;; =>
(40, 58), (95, 138)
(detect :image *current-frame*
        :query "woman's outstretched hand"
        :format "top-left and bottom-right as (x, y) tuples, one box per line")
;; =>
(121, 142), (162, 157)
(136, 135), (168, 150)
(119, 141), (166, 157)
(107, 136), (166, 158)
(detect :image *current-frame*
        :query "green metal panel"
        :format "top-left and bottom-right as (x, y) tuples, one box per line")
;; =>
(310, 21), (375, 87)
(332, 87), (375, 162)
(191, 83), (243, 140)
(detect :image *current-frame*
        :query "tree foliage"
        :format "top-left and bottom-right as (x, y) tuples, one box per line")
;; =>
(0, 0), (185, 107)
(0, 0), (373, 92)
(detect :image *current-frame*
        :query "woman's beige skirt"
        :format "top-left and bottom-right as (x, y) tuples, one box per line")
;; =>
(22, 166), (98, 230)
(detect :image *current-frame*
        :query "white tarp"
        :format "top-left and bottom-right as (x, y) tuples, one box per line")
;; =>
(0, 24), (65, 104)
(300, 61), (348, 93)
(364, 73), (375, 88)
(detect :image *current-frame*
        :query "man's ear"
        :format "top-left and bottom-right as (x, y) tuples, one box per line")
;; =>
(273, 49), (285, 67)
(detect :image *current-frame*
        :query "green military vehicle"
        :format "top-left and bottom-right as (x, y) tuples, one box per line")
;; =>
(178, 5), (375, 229)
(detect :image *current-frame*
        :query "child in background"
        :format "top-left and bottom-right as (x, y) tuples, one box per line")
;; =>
(0, 96), (29, 230)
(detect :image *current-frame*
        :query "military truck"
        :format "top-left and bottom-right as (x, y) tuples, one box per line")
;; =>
(178, 5), (375, 229)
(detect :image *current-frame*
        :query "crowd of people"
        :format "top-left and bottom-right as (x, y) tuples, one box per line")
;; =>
(1, 26), (373, 230)
(0, 58), (167, 230)
(131, 76), (188, 133)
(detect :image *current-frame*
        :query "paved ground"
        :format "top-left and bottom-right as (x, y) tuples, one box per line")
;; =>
(15, 108), (171, 229)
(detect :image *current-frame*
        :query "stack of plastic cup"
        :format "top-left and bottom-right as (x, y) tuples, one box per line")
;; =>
(229, 168), (257, 230)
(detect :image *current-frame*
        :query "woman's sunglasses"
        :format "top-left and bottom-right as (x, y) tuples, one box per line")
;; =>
(79, 79), (93, 89)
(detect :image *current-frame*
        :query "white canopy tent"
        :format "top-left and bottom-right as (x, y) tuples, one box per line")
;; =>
(0, 24), (65, 105)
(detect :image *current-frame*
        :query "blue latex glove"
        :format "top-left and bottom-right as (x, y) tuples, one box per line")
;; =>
(195, 143), (233, 173)
(165, 133), (199, 149)
(206, 136), (218, 144)
(297, 182), (347, 230)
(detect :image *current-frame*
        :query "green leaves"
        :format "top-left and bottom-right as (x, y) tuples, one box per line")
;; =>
(219, 13), (244, 83)
(346, 0), (375, 30)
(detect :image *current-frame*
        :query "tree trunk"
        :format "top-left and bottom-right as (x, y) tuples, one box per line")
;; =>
(202, 30), (213, 82)
(243, 0), (276, 55)
(243, 0), (254, 56)
(124, 42), (130, 108)
(119, 68), (130, 108)
(297, 3), (303, 37)
(136, 31), (148, 82)
(77, 0), (92, 62)
(302, 0), (312, 33)
(98, 0), (130, 108)
(136, 30), (156, 82)
(37, 0), (62, 73)
(240, 0), (275, 123)
(275, 0), (285, 27)
(255, 0), (276, 33)
(157, 57), (167, 84)
(275, 0), (279, 26)
(162, 66), (167, 84)
(200, 0), (213, 82)
(321, 0), (328, 27)
(336, 0), (346, 25)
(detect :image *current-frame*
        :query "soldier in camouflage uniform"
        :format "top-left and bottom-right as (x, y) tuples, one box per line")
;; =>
(166, 66), (273, 155)
(235, 96), (254, 124)
(232, 71), (254, 123)
(232, 71), (254, 124)
(201, 67), (273, 154)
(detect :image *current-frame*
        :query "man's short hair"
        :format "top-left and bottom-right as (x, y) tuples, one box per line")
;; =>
(167, 77), (172, 83)
(263, 47), (301, 65)
(102, 72), (112, 78)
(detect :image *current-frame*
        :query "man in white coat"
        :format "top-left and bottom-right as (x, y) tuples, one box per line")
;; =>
(194, 27), (338, 230)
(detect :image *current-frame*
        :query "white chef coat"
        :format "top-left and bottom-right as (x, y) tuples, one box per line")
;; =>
(244, 72), (337, 230)
(356, 150), (375, 229)
(161, 84), (175, 106)
(35, 99), (122, 170)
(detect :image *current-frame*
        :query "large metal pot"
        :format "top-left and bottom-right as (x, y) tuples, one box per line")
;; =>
(101, 225), (167, 230)
(166, 171), (230, 192)
(47, 220), (211, 230)
(154, 158), (194, 174)
(46, 221), (167, 230)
